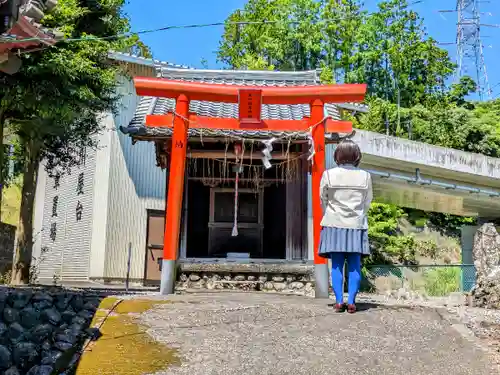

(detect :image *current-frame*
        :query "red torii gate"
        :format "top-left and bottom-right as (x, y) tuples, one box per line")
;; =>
(134, 77), (367, 297)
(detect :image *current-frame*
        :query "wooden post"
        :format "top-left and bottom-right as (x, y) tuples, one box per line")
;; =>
(160, 94), (189, 295)
(310, 99), (329, 298)
(125, 242), (132, 293)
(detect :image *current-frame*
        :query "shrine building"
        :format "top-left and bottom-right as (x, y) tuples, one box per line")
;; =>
(31, 52), (367, 295)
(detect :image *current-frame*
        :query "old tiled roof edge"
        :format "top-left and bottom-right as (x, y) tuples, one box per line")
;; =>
(107, 51), (191, 70)
(336, 102), (369, 113)
(156, 65), (320, 82)
(120, 126), (353, 142)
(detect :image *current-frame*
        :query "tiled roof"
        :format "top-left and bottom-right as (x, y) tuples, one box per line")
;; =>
(122, 66), (355, 140)
(0, 1), (60, 55)
(108, 51), (191, 70)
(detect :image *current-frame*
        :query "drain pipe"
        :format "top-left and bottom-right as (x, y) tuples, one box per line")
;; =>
(367, 168), (500, 198)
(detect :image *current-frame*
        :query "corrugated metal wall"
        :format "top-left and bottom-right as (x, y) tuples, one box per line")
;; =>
(325, 144), (337, 170)
(37, 147), (97, 282)
(33, 64), (161, 282)
(103, 78), (167, 280)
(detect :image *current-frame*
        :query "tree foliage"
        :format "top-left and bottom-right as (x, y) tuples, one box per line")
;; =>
(218, 0), (455, 106)
(1, 0), (141, 284)
(367, 203), (417, 264)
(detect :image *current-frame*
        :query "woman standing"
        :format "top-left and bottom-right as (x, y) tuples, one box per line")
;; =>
(318, 140), (373, 313)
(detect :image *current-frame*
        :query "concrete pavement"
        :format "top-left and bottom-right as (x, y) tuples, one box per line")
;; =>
(136, 292), (497, 375)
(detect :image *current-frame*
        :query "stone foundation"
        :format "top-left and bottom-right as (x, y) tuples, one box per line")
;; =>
(0, 287), (102, 375)
(176, 262), (315, 295)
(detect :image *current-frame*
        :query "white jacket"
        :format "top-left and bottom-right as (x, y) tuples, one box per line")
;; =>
(319, 165), (373, 229)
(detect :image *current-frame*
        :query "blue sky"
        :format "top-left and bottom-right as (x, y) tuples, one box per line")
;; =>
(124, 0), (500, 99)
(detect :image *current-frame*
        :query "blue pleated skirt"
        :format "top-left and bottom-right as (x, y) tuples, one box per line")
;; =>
(318, 226), (370, 258)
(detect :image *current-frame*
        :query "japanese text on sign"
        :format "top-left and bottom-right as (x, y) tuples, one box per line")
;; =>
(77, 173), (84, 195)
(52, 196), (58, 217)
(53, 175), (60, 189)
(79, 147), (86, 166)
(238, 89), (262, 124)
(76, 201), (83, 221)
(50, 222), (57, 242)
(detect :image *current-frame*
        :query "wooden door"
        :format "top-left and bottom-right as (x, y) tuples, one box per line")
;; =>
(144, 210), (165, 283)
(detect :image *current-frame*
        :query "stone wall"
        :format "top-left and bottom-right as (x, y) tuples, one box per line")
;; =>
(0, 223), (15, 274)
(176, 263), (315, 296)
(0, 287), (102, 375)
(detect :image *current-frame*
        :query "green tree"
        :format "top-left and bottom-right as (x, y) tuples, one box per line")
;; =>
(448, 76), (477, 109)
(1, 0), (142, 284)
(356, 97), (500, 156)
(218, 0), (455, 106)
(218, 0), (324, 71)
(348, 0), (455, 106)
(367, 203), (417, 264)
(321, 0), (364, 83)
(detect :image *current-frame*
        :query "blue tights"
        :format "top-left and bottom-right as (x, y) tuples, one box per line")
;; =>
(330, 252), (362, 305)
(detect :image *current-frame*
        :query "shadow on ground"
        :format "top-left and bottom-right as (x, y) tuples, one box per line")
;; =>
(326, 302), (379, 312)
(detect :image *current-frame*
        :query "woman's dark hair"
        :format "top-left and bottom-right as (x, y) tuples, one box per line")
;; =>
(334, 140), (362, 167)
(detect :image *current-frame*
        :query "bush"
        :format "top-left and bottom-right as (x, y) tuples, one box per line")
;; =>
(415, 239), (439, 259)
(0, 269), (11, 284)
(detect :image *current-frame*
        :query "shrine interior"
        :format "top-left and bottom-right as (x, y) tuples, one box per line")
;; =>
(182, 140), (305, 260)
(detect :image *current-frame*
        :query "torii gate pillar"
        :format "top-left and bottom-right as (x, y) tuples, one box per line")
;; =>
(310, 99), (329, 298)
(133, 77), (367, 297)
(160, 94), (189, 295)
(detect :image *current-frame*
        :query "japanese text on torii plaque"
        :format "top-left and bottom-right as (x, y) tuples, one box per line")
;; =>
(238, 89), (262, 125)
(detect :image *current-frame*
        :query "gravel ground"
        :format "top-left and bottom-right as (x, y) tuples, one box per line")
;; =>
(356, 293), (500, 354)
(131, 292), (499, 375)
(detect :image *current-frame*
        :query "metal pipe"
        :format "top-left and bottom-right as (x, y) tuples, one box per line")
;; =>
(367, 168), (500, 198)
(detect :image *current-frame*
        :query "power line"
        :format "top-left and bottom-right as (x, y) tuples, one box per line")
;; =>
(4, 3), (494, 57)
(0, 2), (468, 47)
(0, 18), (348, 45)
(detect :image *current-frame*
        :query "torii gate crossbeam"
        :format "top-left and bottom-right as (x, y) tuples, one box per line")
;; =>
(134, 77), (367, 298)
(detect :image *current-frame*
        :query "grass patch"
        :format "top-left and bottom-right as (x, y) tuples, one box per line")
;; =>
(76, 297), (180, 375)
(423, 267), (461, 296)
(1, 177), (21, 227)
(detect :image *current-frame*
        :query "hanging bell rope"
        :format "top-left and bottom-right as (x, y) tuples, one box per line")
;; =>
(232, 142), (243, 237)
